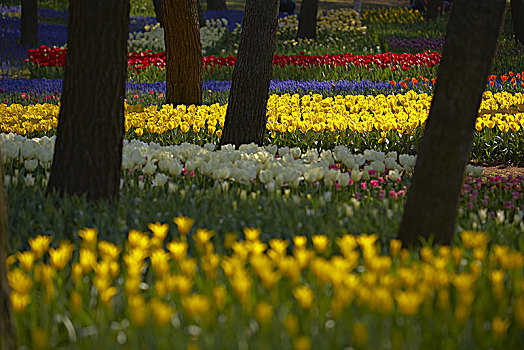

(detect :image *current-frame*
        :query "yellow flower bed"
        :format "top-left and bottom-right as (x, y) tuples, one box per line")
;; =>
(361, 7), (424, 24)
(1, 91), (523, 137)
(6, 219), (524, 348)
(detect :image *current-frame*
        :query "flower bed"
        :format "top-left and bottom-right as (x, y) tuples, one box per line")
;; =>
(2, 4), (524, 348)
(2, 91), (522, 163)
(3, 72), (524, 108)
(6, 224), (524, 349)
(25, 46), (441, 72)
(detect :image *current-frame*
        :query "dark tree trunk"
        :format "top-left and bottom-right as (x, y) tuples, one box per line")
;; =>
(155, 0), (204, 28)
(354, 0), (362, 15)
(297, 0), (319, 40)
(20, 0), (38, 46)
(426, 0), (443, 20)
(0, 148), (16, 350)
(162, 0), (202, 106)
(219, 0), (279, 147)
(153, 0), (164, 26)
(46, 1), (130, 202)
(398, 0), (506, 247)
(198, 0), (206, 28)
(511, 0), (524, 46)
(207, 0), (227, 10)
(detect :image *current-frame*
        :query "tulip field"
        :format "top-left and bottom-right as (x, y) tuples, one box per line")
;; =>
(0, 2), (523, 349)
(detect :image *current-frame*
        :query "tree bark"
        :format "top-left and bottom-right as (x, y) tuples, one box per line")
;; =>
(0, 147), (16, 350)
(297, 0), (319, 40)
(20, 0), (38, 46)
(197, 0), (206, 27)
(398, 0), (506, 247)
(207, 0), (227, 10)
(153, 0), (164, 27)
(162, 0), (202, 106)
(354, 0), (362, 15)
(511, 0), (524, 46)
(219, 0), (279, 147)
(155, 0), (204, 28)
(46, 1), (130, 202)
(426, 0), (443, 20)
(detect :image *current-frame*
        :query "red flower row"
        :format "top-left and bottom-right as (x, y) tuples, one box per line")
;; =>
(26, 46), (442, 73)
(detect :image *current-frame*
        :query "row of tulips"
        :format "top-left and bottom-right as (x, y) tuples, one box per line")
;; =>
(25, 46), (442, 72)
(3, 72), (524, 107)
(2, 91), (522, 137)
(6, 223), (524, 349)
(0, 132), (420, 188)
(360, 6), (425, 24)
(2, 133), (493, 198)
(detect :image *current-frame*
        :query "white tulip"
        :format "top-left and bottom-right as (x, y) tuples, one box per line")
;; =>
(303, 149), (319, 163)
(386, 151), (397, 159)
(213, 168), (230, 180)
(238, 143), (258, 154)
(320, 150), (334, 164)
(278, 146), (290, 157)
(472, 166), (484, 177)
(20, 141), (37, 159)
(351, 169), (363, 182)
(142, 162), (157, 175)
(290, 147), (302, 159)
(385, 157), (400, 171)
(275, 174), (285, 187)
(370, 160), (385, 173)
(24, 159), (39, 172)
(325, 169), (339, 185)
(265, 144), (278, 155)
(265, 181), (276, 192)
(337, 172), (350, 187)
(258, 169), (273, 184)
(342, 155), (356, 169)
(355, 154), (366, 167)
(387, 169), (401, 182)
(152, 173), (169, 187)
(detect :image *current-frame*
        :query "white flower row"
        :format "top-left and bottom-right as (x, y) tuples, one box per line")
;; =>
(128, 18), (232, 55)
(0, 133), (484, 189)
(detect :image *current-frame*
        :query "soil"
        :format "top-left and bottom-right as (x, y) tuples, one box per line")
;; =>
(481, 165), (524, 178)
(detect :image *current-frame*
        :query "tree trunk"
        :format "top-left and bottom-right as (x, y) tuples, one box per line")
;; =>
(162, 0), (202, 106)
(297, 0), (319, 40)
(426, 0), (443, 20)
(46, 1), (130, 202)
(354, 0), (362, 15)
(207, 0), (227, 10)
(153, 0), (164, 26)
(198, 0), (206, 27)
(398, 0), (506, 247)
(156, 0), (204, 27)
(20, 0), (38, 46)
(0, 148), (16, 350)
(511, 0), (524, 46)
(219, 0), (279, 147)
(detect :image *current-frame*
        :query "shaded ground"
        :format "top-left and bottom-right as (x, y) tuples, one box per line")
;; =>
(225, 0), (411, 10)
(482, 165), (524, 178)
